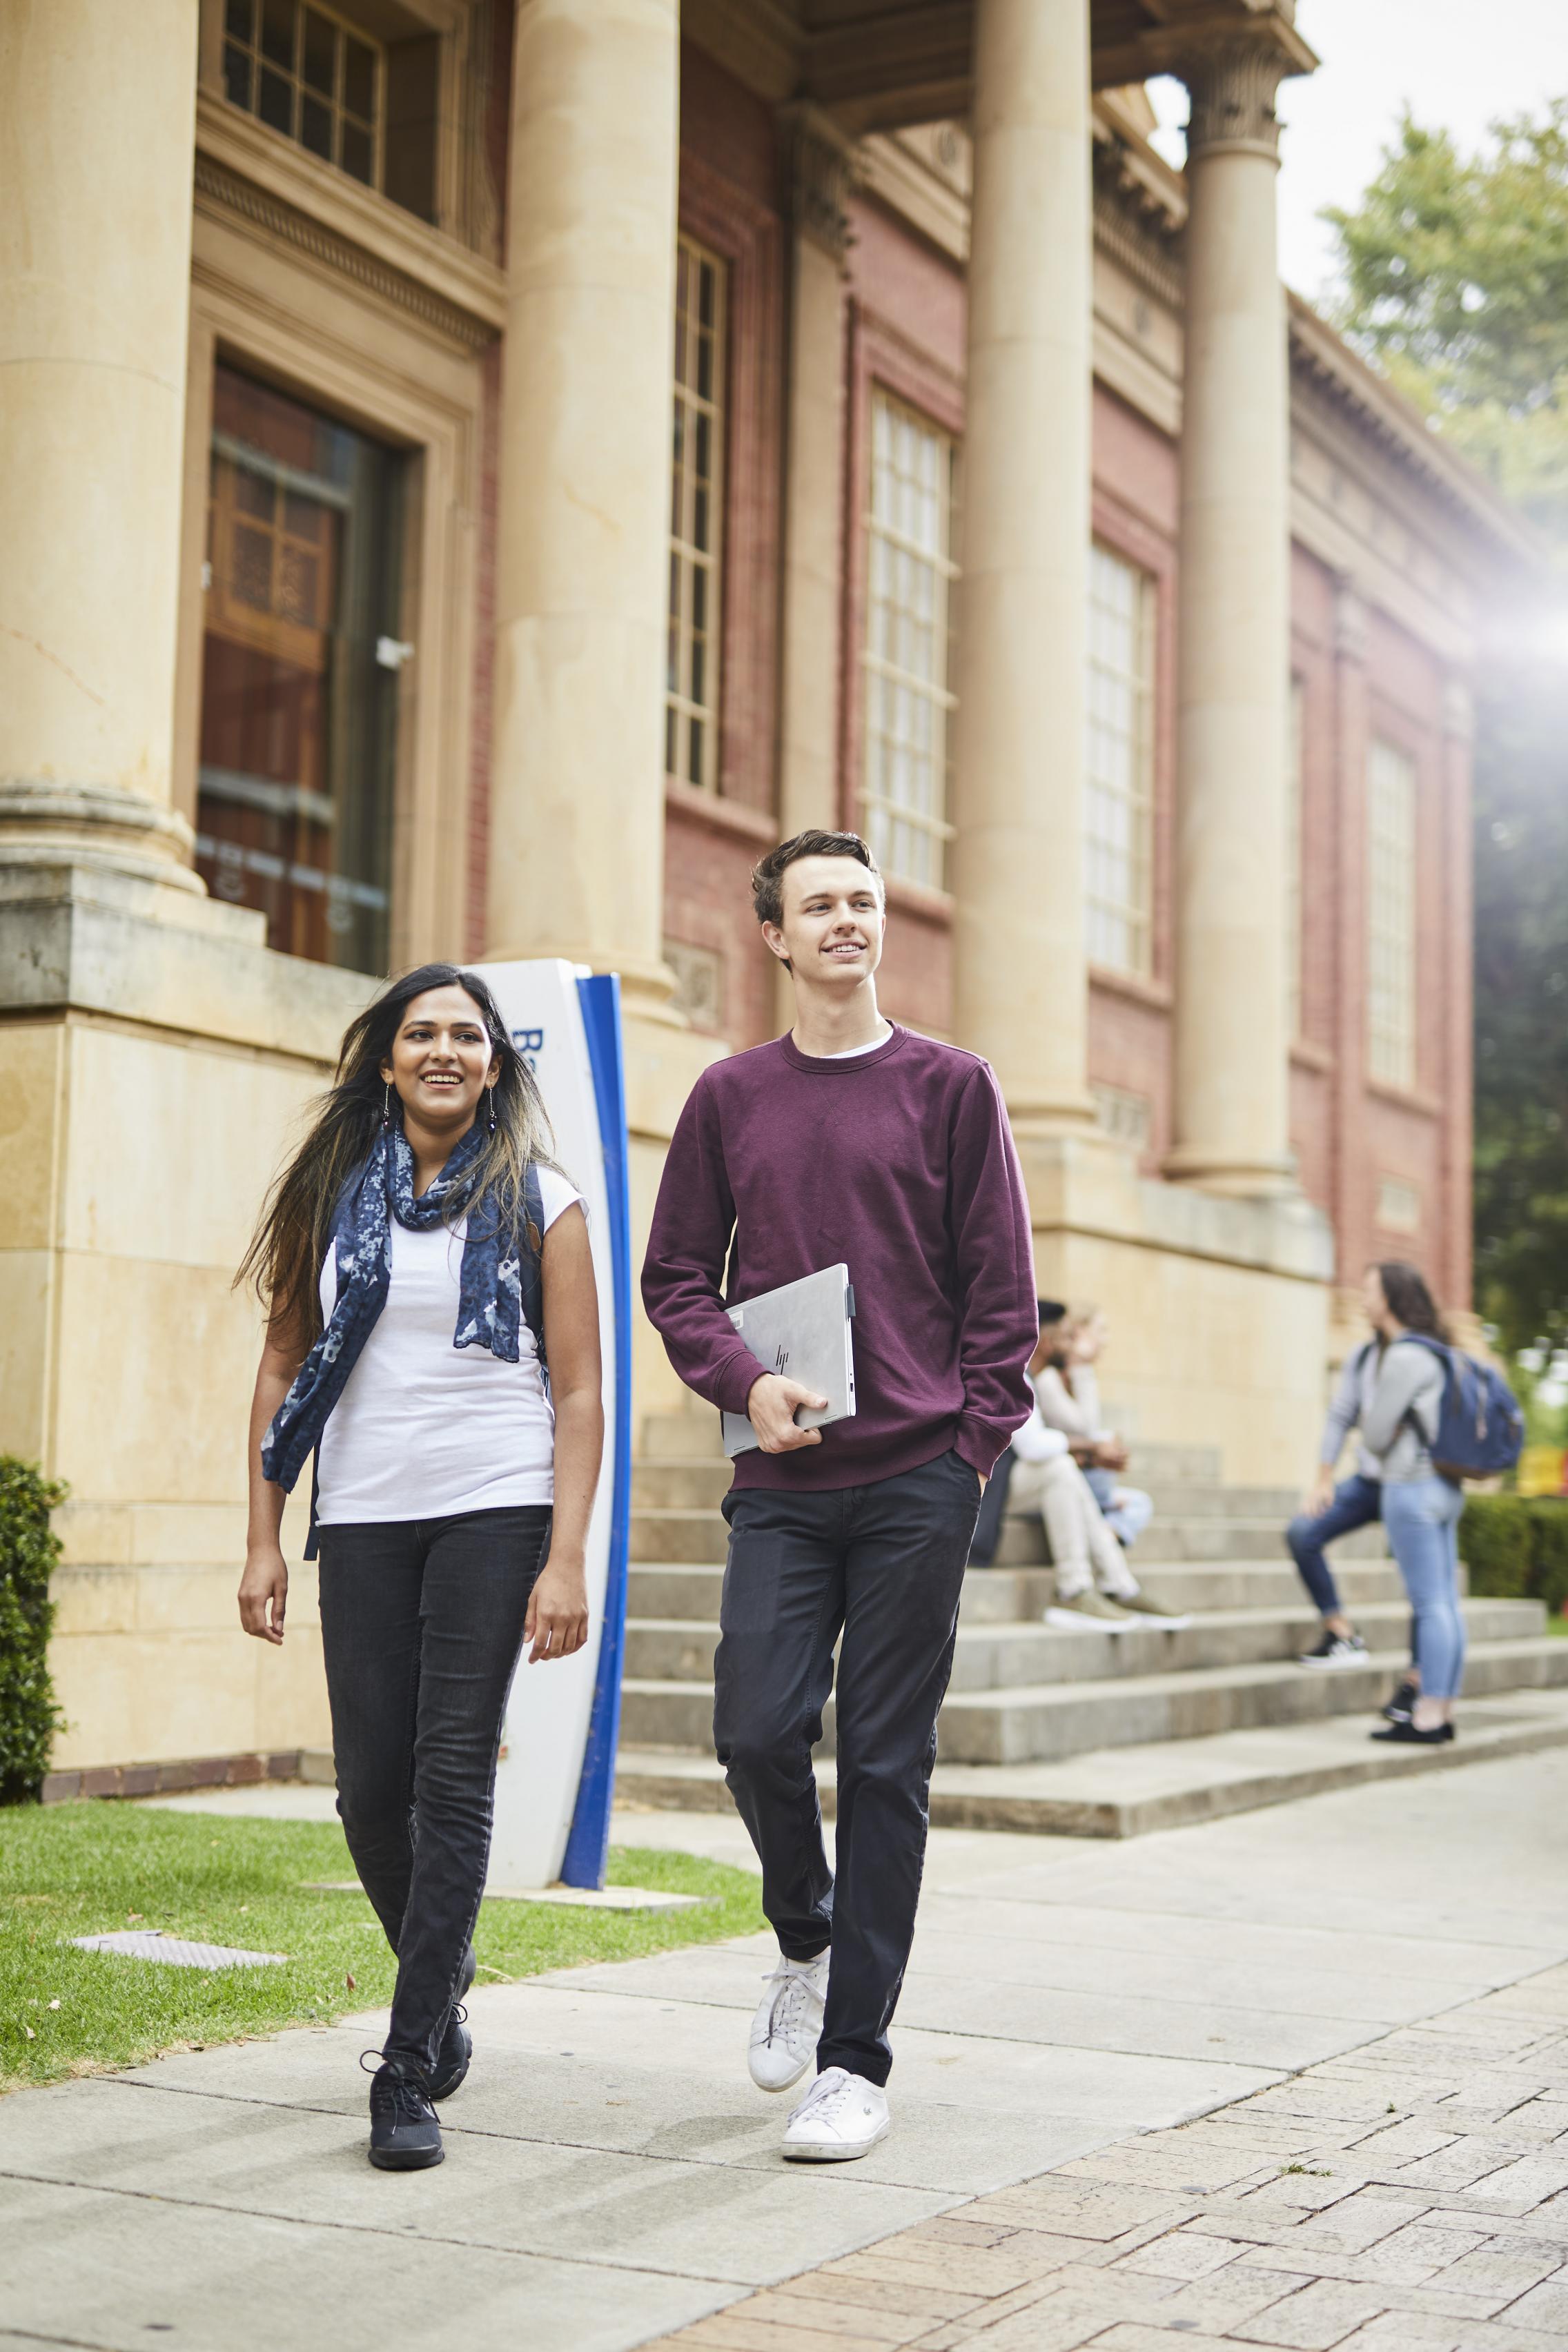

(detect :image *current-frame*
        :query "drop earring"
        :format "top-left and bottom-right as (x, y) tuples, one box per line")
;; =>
(487, 1088), (498, 1135)
(382, 1081), (392, 1128)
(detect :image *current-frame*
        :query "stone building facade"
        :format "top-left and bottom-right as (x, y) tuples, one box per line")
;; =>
(0, 0), (1529, 1778)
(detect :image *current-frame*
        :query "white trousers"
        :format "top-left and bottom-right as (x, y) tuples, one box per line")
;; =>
(1008, 1455), (1140, 1602)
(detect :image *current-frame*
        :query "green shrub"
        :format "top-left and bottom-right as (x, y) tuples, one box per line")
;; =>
(1460, 1493), (1533, 1596)
(0, 1459), (67, 1804)
(1528, 1502), (1568, 1617)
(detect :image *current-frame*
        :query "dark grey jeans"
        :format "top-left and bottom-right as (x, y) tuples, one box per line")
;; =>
(714, 1449), (981, 2087)
(316, 1505), (551, 2076)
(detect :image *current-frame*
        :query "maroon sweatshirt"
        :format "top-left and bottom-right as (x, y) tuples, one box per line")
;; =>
(641, 1026), (1038, 1491)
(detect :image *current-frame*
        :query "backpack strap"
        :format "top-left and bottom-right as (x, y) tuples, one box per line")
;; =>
(1393, 1331), (1451, 1454)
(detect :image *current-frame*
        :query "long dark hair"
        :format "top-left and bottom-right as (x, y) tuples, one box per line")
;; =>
(1373, 1260), (1449, 1344)
(238, 963), (556, 1346)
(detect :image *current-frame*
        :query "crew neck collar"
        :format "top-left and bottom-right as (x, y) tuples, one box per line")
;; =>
(778, 1023), (907, 1075)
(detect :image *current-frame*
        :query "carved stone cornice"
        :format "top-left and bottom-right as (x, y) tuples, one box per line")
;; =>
(1178, 35), (1291, 164)
(781, 103), (861, 267)
(1091, 132), (1184, 308)
(195, 153), (500, 349)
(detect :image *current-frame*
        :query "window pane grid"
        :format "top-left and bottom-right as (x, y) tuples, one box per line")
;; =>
(1084, 542), (1155, 976)
(667, 235), (726, 792)
(862, 390), (957, 890)
(222, 0), (382, 188)
(1367, 738), (1417, 1089)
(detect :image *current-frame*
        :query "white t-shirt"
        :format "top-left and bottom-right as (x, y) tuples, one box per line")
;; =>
(315, 1166), (583, 1523)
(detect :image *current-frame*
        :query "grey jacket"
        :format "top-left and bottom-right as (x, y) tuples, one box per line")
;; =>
(1360, 1338), (1447, 1484)
(1320, 1342), (1383, 1479)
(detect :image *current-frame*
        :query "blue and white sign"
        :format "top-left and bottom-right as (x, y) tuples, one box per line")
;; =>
(472, 959), (632, 1891)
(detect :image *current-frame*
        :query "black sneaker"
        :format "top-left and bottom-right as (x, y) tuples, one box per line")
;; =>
(364, 2057), (444, 2170)
(1371, 1720), (1453, 1746)
(429, 1943), (477, 2104)
(1299, 1628), (1367, 1668)
(1382, 1678), (1419, 1724)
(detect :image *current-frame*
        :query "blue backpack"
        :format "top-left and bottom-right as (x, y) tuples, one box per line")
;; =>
(1400, 1334), (1525, 1482)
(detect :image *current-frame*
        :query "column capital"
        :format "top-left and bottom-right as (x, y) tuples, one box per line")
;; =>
(1175, 31), (1294, 164)
(781, 104), (860, 267)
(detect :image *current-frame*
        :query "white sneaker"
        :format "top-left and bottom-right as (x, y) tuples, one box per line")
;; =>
(748, 1952), (828, 2092)
(782, 2066), (890, 2162)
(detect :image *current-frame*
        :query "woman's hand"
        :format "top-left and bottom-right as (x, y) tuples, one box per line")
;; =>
(1303, 1467), (1335, 1517)
(525, 1551), (589, 1664)
(239, 1544), (288, 1645)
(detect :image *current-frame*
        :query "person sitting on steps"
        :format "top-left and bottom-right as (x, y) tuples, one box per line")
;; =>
(1009, 1303), (1188, 1631)
(1037, 1303), (1154, 1554)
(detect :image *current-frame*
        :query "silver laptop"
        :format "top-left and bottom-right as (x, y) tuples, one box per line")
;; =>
(721, 1264), (857, 1458)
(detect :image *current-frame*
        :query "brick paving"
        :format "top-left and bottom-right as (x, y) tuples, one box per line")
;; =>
(646, 1963), (1568, 2352)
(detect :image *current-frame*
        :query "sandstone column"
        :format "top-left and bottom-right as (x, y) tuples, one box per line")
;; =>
(778, 110), (854, 849)
(487, 0), (679, 1019)
(950, 0), (1095, 1130)
(776, 108), (856, 1028)
(1164, 36), (1299, 1193)
(0, 0), (201, 888)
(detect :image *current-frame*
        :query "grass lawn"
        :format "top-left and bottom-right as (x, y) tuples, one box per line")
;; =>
(1, 1801), (764, 2096)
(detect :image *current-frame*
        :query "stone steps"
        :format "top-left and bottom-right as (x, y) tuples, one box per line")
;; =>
(630, 1456), (1306, 1522)
(629, 1505), (1373, 1568)
(616, 1418), (1562, 1836)
(617, 1634), (1568, 1763)
(614, 1685), (1568, 1839)
(627, 1556), (1415, 1625)
(622, 1596), (1542, 1691)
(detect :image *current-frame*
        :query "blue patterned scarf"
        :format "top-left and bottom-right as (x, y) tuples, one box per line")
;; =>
(262, 1120), (544, 1498)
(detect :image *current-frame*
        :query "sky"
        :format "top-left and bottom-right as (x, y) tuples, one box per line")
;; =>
(1146, 0), (1566, 306)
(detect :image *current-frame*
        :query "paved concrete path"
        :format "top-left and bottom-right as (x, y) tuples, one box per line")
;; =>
(3, 1754), (1568, 2350)
(648, 1962), (1568, 2351)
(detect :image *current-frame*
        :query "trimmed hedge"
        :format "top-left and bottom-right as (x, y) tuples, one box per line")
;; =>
(0, 1459), (66, 1804)
(1460, 1491), (1568, 1611)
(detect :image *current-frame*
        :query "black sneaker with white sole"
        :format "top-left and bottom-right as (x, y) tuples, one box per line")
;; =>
(1299, 1628), (1367, 1667)
(364, 2057), (444, 2170)
(429, 1943), (477, 2102)
(1382, 1677), (1419, 1723)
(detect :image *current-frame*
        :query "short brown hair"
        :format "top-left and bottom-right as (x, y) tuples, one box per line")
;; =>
(750, 830), (883, 931)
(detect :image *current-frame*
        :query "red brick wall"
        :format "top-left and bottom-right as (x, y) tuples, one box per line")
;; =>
(663, 792), (778, 1047)
(657, 48), (787, 1049)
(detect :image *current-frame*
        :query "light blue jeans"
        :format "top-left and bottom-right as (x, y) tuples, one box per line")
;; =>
(1084, 1468), (1154, 1550)
(1381, 1475), (1466, 1701)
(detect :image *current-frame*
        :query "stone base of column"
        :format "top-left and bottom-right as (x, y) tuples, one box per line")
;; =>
(1161, 1144), (1300, 1200)
(0, 863), (375, 1777)
(0, 782), (204, 898)
(1017, 1125), (1333, 1484)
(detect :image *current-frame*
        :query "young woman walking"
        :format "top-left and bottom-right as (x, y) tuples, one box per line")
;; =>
(1360, 1261), (1464, 1747)
(237, 964), (602, 2171)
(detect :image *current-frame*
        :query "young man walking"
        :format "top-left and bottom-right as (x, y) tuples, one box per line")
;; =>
(642, 830), (1037, 2162)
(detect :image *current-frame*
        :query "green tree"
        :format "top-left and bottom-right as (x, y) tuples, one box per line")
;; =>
(1471, 655), (1568, 1354)
(1329, 104), (1568, 1354)
(1326, 102), (1568, 539)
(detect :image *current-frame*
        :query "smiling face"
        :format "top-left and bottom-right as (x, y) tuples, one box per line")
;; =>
(380, 984), (497, 1133)
(762, 854), (886, 987)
